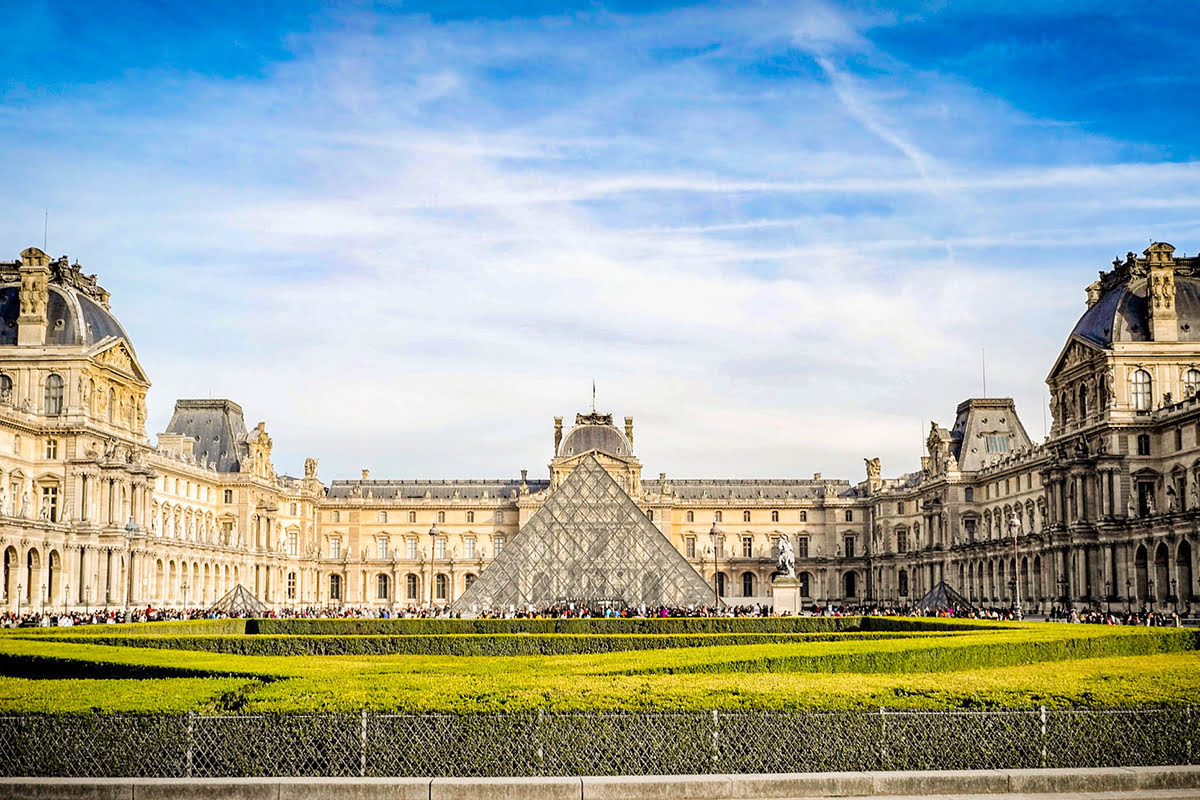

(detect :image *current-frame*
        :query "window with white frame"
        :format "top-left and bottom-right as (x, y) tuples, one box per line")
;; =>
(714, 510), (723, 523)
(494, 510), (504, 523)
(289, 502), (297, 516)
(43, 374), (64, 416)
(287, 530), (298, 556)
(494, 536), (505, 555)
(464, 536), (476, 558)
(331, 510), (340, 523)
(408, 511), (417, 523)
(329, 538), (341, 559)
(435, 537), (446, 559)
(685, 536), (696, 558)
(742, 536), (753, 558)
(45, 439), (57, 459)
(406, 538), (417, 559)
(1186, 368), (1200, 398)
(743, 510), (751, 522)
(286, 572), (296, 599)
(437, 510), (446, 524)
(377, 537), (388, 559)
(1131, 369), (1153, 411)
(379, 510), (387, 523)
(224, 489), (233, 504)
(686, 510), (694, 522)
(466, 511), (474, 523)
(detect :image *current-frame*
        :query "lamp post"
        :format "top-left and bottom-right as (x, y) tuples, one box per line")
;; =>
(65, 582), (70, 615)
(15, 581), (22, 620)
(709, 521), (720, 611)
(181, 580), (190, 617)
(40, 583), (45, 616)
(1125, 578), (1132, 613)
(1104, 579), (1111, 615)
(428, 522), (439, 613)
(84, 583), (90, 616)
(1008, 514), (1022, 619)
(1147, 577), (1155, 612)
(1172, 578), (1178, 614)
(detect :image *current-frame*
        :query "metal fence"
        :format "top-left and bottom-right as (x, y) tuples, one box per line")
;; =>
(0, 708), (1194, 777)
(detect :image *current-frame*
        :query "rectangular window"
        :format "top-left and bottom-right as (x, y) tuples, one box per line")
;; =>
(494, 510), (504, 523)
(287, 573), (296, 599)
(290, 502), (298, 516)
(799, 511), (807, 522)
(494, 536), (505, 555)
(985, 435), (1010, 453)
(714, 510), (723, 523)
(1176, 428), (1184, 451)
(379, 510), (387, 523)
(844, 536), (855, 558)
(743, 510), (751, 522)
(45, 439), (57, 459)
(377, 538), (388, 559)
(844, 510), (853, 522)
(332, 510), (340, 523)
(647, 509), (654, 522)
(329, 538), (341, 559)
(435, 538), (446, 559)
(896, 501), (904, 514)
(742, 536), (753, 558)
(714, 537), (724, 558)
(1137, 434), (1151, 456)
(964, 487), (974, 502)
(223, 489), (233, 504)
(406, 538), (417, 559)
(287, 531), (298, 556)
(797, 537), (809, 558)
(897, 531), (908, 553)
(464, 537), (476, 559)
(685, 537), (696, 558)
(40, 486), (58, 522)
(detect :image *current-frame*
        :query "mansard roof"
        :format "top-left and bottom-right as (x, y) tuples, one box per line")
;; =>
(163, 399), (250, 473)
(647, 477), (853, 500)
(326, 478), (549, 501)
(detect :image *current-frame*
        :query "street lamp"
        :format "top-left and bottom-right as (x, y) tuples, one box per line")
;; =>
(40, 583), (45, 616)
(1104, 579), (1111, 615)
(181, 580), (190, 617)
(15, 581), (22, 620)
(1008, 514), (1022, 619)
(1172, 578), (1178, 614)
(1125, 578), (1132, 613)
(65, 582), (70, 615)
(709, 521), (720, 610)
(428, 522), (439, 613)
(84, 583), (90, 616)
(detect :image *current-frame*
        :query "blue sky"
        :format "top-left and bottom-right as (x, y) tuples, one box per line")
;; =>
(2, 1), (1200, 482)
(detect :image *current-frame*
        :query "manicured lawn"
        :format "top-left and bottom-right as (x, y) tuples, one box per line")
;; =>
(0, 617), (1194, 714)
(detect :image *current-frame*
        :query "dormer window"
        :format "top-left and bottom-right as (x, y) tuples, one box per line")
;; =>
(1131, 369), (1152, 411)
(44, 374), (64, 416)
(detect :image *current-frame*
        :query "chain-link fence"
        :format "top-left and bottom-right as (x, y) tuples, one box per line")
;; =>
(0, 708), (1194, 777)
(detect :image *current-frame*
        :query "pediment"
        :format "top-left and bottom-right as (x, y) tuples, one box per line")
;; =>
(1046, 335), (1103, 383)
(89, 337), (150, 384)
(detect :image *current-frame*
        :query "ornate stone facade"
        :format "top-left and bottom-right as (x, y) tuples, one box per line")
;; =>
(0, 243), (1196, 614)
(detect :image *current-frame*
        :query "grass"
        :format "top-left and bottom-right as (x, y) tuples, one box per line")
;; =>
(0, 617), (1194, 715)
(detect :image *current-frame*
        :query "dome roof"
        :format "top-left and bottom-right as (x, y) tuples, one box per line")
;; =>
(1070, 276), (1200, 347)
(558, 422), (632, 459)
(0, 282), (131, 347)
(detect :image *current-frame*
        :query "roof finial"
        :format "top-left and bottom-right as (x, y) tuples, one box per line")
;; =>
(592, 379), (596, 413)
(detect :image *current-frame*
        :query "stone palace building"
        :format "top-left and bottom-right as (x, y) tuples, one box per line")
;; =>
(0, 243), (1197, 615)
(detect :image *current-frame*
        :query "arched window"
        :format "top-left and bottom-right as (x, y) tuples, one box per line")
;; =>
(405, 573), (418, 600)
(466, 511), (474, 523)
(329, 574), (342, 600)
(686, 510), (694, 522)
(741, 572), (755, 597)
(1185, 368), (1200, 398)
(1078, 384), (1088, 419)
(437, 510), (445, 524)
(107, 387), (115, 422)
(0, 374), (11, 404)
(898, 569), (909, 597)
(1131, 369), (1152, 411)
(714, 510), (722, 523)
(743, 510), (751, 522)
(844, 572), (857, 598)
(43, 374), (63, 416)
(771, 510), (779, 522)
(408, 511), (416, 524)
(435, 573), (448, 601)
(377, 573), (389, 600)
(494, 510), (503, 523)
(798, 510), (807, 522)
(647, 509), (654, 521)
(798, 571), (811, 598)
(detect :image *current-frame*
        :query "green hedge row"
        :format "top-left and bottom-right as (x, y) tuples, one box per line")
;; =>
(33, 631), (935, 657)
(636, 628), (1199, 676)
(245, 616), (867, 636)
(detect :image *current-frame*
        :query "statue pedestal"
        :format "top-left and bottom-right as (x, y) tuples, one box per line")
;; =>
(772, 576), (803, 616)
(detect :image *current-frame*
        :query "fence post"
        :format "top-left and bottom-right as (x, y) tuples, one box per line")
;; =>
(186, 711), (194, 778)
(1039, 706), (1047, 769)
(360, 709), (368, 777)
(878, 707), (887, 771)
(711, 710), (720, 770)
(536, 709), (545, 775)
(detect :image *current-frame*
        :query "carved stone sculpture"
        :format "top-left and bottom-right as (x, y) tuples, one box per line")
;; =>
(776, 535), (795, 578)
(19, 492), (30, 518)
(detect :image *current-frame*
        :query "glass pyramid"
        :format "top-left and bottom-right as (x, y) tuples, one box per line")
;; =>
(453, 454), (713, 612)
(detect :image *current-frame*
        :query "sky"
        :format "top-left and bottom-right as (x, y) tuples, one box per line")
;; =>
(2, 1), (1200, 483)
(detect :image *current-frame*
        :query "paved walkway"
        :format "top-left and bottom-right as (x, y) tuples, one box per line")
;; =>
(4, 766), (1199, 800)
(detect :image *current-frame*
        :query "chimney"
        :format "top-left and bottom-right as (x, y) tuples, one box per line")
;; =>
(17, 247), (51, 347)
(624, 416), (634, 448)
(554, 417), (563, 453)
(1146, 242), (1179, 342)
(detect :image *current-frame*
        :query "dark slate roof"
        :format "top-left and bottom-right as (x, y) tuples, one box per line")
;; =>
(163, 399), (249, 473)
(1071, 276), (1200, 347)
(648, 479), (848, 500)
(558, 424), (632, 458)
(326, 479), (550, 501)
(0, 283), (132, 347)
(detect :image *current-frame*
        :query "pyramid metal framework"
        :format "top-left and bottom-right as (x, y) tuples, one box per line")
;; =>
(913, 580), (975, 614)
(209, 583), (267, 616)
(453, 455), (713, 612)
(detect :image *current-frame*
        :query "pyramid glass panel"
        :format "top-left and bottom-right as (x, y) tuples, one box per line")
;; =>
(454, 455), (713, 611)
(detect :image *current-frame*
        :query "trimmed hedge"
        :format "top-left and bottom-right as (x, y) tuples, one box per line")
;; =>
(635, 628), (1199, 675)
(28, 630), (938, 657)
(246, 616), (867, 636)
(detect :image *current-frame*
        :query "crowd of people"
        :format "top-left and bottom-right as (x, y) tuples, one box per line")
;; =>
(0, 602), (1190, 627)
